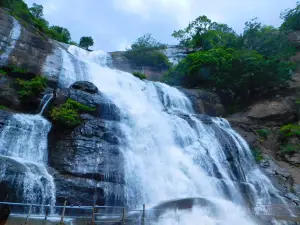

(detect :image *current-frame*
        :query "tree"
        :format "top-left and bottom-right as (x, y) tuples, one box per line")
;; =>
(281, 2), (300, 31)
(242, 18), (295, 59)
(29, 3), (44, 19)
(126, 34), (170, 69)
(172, 16), (239, 50)
(79, 36), (94, 50)
(129, 33), (166, 51)
(48, 26), (71, 43)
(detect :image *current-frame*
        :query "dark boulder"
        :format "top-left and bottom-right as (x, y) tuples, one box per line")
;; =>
(70, 81), (98, 94)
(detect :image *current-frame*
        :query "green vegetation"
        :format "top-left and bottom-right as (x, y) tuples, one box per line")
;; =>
(278, 123), (300, 155)
(281, 2), (300, 31)
(0, 0), (91, 46)
(50, 99), (95, 128)
(0, 69), (7, 75)
(126, 34), (171, 69)
(79, 36), (94, 50)
(162, 3), (299, 108)
(257, 129), (270, 139)
(252, 148), (264, 163)
(280, 124), (300, 138)
(132, 72), (147, 80)
(280, 144), (300, 154)
(16, 76), (47, 98)
(0, 105), (8, 110)
(11, 66), (28, 74)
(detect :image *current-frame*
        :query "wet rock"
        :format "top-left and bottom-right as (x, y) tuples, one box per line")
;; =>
(0, 8), (57, 79)
(102, 132), (120, 145)
(0, 109), (11, 129)
(284, 153), (300, 166)
(70, 81), (98, 94)
(0, 76), (20, 110)
(179, 88), (225, 117)
(284, 193), (300, 205)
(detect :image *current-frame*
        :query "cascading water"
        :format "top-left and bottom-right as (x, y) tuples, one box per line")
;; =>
(0, 114), (56, 209)
(43, 44), (296, 224)
(0, 17), (21, 66)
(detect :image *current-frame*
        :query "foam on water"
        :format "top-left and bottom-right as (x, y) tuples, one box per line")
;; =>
(0, 114), (56, 208)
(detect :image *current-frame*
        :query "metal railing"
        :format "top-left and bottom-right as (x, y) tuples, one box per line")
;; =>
(2, 201), (300, 224)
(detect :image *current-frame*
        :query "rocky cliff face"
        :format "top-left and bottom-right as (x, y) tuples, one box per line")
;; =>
(46, 81), (125, 206)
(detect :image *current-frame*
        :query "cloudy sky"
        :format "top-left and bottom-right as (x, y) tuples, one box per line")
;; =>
(24, 0), (297, 52)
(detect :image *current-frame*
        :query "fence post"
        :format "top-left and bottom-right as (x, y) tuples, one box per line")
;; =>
(24, 204), (32, 225)
(122, 207), (126, 224)
(91, 203), (96, 225)
(60, 200), (67, 225)
(45, 206), (49, 220)
(142, 204), (145, 225)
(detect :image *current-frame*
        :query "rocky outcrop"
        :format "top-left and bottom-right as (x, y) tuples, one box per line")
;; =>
(109, 51), (169, 81)
(0, 8), (54, 76)
(48, 81), (125, 206)
(246, 96), (298, 124)
(227, 85), (300, 201)
(179, 88), (225, 117)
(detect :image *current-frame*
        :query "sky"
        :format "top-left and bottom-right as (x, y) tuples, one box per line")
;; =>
(24, 0), (297, 52)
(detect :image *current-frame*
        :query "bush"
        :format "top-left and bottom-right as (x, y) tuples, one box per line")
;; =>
(0, 69), (7, 76)
(0, 105), (8, 110)
(132, 72), (147, 80)
(280, 124), (300, 138)
(50, 99), (95, 128)
(16, 76), (47, 98)
(280, 144), (300, 154)
(163, 47), (294, 106)
(252, 148), (264, 162)
(257, 129), (270, 139)
(281, 2), (300, 31)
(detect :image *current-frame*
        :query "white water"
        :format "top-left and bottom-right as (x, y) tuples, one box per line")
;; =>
(44, 44), (295, 224)
(0, 114), (56, 208)
(39, 93), (53, 115)
(0, 17), (21, 66)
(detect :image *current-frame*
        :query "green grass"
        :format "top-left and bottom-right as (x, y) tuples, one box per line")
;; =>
(132, 71), (147, 80)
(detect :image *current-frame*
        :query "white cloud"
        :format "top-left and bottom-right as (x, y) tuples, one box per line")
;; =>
(113, 0), (199, 27)
(43, 1), (59, 16)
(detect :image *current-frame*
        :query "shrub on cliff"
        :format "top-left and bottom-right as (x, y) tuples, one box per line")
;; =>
(1, 0), (75, 44)
(50, 99), (95, 128)
(16, 76), (47, 99)
(132, 72), (147, 80)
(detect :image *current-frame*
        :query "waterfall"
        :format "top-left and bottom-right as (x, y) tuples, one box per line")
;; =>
(39, 93), (53, 115)
(45, 44), (295, 224)
(0, 17), (21, 66)
(0, 114), (56, 210)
